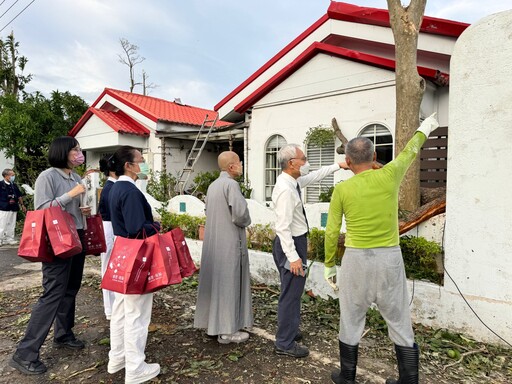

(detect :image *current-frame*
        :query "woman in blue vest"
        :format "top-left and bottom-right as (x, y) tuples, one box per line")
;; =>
(106, 145), (160, 384)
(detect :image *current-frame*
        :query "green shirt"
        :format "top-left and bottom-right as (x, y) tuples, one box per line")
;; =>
(324, 132), (427, 267)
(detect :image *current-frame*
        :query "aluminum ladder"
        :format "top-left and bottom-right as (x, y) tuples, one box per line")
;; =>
(177, 113), (218, 194)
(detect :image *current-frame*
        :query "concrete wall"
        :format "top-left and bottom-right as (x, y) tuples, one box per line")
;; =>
(441, 10), (512, 344)
(0, 151), (14, 174)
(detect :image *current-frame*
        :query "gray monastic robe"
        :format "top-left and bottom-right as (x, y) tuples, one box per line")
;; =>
(193, 171), (252, 335)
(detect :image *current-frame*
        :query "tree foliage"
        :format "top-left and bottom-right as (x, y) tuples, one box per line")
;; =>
(0, 91), (88, 185)
(0, 32), (32, 98)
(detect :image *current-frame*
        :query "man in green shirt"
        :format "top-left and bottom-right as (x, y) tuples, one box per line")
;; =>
(324, 114), (438, 384)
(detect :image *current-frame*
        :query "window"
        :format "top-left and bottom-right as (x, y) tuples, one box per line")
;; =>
(305, 139), (335, 203)
(265, 135), (287, 201)
(359, 124), (393, 164)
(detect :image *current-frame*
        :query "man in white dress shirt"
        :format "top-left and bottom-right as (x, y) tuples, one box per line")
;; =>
(272, 144), (347, 358)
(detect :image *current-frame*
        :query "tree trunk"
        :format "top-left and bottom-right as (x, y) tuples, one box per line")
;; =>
(387, 0), (427, 212)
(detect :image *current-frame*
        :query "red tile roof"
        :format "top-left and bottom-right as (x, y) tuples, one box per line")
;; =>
(95, 88), (231, 128)
(70, 88), (232, 137)
(214, 1), (469, 112)
(92, 108), (150, 136)
(69, 107), (150, 137)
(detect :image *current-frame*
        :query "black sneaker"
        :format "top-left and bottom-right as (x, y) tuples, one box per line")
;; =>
(53, 338), (85, 350)
(9, 354), (47, 375)
(294, 330), (303, 342)
(274, 343), (309, 358)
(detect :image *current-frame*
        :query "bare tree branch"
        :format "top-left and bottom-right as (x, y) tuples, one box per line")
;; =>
(118, 37), (145, 92)
(331, 117), (349, 154)
(142, 69), (158, 96)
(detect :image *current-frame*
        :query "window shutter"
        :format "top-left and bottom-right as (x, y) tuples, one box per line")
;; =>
(305, 141), (335, 203)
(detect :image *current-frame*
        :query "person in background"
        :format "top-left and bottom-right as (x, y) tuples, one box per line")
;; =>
(10, 136), (90, 375)
(194, 151), (252, 344)
(272, 144), (348, 358)
(324, 114), (439, 384)
(107, 145), (160, 384)
(98, 155), (117, 321)
(0, 168), (26, 245)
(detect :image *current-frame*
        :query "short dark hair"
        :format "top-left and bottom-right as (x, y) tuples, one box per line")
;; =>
(110, 146), (138, 177)
(48, 136), (80, 168)
(2, 168), (13, 177)
(99, 154), (114, 177)
(345, 137), (374, 165)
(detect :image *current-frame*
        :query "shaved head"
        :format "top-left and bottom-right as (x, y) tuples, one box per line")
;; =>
(218, 151), (240, 171)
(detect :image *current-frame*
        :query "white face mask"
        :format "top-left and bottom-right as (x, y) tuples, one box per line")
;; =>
(299, 162), (311, 176)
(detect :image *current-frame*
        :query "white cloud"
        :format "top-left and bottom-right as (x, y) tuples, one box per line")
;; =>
(6, 0), (512, 109)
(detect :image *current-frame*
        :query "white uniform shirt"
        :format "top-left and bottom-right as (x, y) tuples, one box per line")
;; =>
(272, 163), (340, 263)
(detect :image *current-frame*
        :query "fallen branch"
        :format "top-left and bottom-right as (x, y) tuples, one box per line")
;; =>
(361, 328), (371, 339)
(251, 285), (279, 295)
(442, 346), (487, 371)
(399, 198), (446, 234)
(0, 309), (29, 320)
(65, 361), (102, 379)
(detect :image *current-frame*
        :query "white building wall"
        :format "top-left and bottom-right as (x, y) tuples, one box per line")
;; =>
(441, 10), (512, 344)
(0, 151), (14, 173)
(248, 56), (397, 203)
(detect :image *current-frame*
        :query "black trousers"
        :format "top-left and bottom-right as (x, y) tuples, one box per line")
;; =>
(16, 230), (86, 362)
(272, 234), (307, 350)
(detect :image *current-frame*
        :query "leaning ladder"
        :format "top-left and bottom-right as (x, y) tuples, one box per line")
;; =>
(177, 113), (218, 194)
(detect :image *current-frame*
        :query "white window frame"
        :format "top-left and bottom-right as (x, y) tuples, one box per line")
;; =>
(358, 123), (394, 164)
(264, 134), (287, 201)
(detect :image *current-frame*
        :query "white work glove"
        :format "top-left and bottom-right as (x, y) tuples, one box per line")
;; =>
(416, 112), (439, 138)
(324, 266), (338, 291)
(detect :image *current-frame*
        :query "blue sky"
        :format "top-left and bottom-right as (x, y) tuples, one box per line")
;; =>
(1, 0), (511, 109)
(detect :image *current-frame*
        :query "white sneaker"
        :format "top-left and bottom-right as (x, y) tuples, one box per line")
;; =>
(218, 331), (250, 344)
(6, 240), (18, 245)
(125, 363), (160, 384)
(107, 359), (125, 374)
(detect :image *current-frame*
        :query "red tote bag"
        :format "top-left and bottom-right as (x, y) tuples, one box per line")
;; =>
(17, 210), (54, 262)
(144, 232), (182, 293)
(101, 236), (154, 294)
(83, 214), (106, 256)
(45, 205), (83, 259)
(170, 227), (198, 278)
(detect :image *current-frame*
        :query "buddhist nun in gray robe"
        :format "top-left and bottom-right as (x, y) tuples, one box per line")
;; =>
(193, 166), (252, 336)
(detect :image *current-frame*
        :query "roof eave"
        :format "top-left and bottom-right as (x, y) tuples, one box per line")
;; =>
(233, 42), (450, 113)
(327, 1), (469, 38)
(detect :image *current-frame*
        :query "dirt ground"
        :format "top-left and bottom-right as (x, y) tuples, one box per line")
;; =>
(0, 255), (510, 384)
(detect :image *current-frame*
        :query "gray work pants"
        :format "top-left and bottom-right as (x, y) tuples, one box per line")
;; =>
(338, 246), (415, 347)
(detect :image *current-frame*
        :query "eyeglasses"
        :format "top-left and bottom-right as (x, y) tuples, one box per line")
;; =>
(290, 157), (307, 162)
(71, 147), (82, 152)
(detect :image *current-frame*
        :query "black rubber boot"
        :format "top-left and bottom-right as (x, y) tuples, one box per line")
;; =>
(331, 340), (358, 384)
(385, 343), (419, 384)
